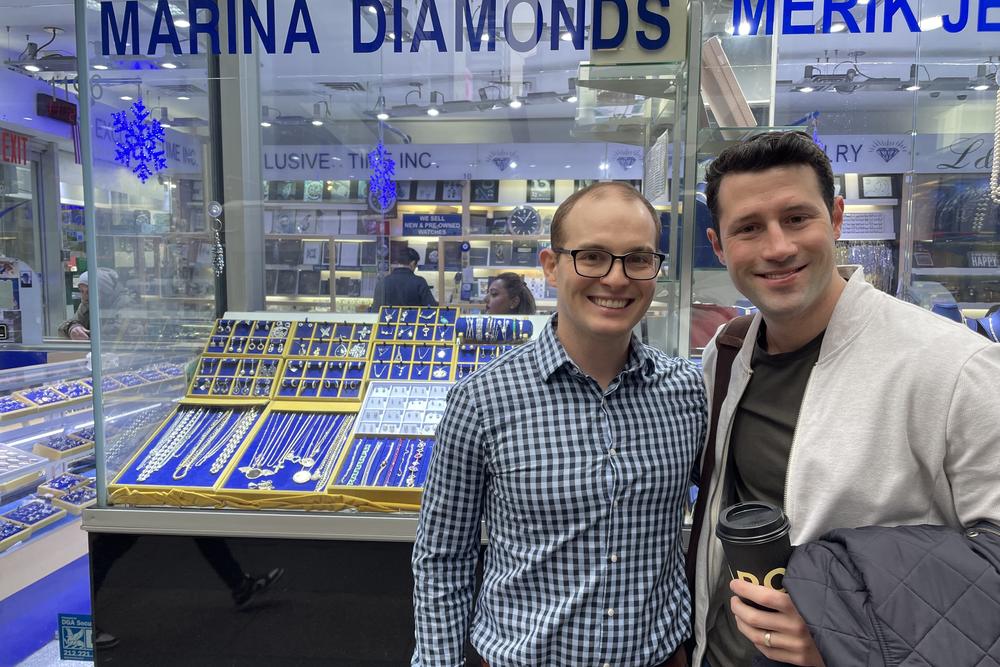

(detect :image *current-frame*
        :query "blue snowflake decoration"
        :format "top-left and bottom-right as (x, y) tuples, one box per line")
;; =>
(367, 141), (396, 213)
(111, 97), (167, 183)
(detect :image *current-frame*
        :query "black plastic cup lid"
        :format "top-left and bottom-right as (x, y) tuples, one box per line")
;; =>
(716, 501), (790, 543)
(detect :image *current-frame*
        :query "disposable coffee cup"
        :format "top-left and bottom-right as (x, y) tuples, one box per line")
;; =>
(716, 501), (792, 611)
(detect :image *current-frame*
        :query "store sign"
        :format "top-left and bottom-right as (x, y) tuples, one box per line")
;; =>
(100, 0), (319, 55)
(58, 614), (93, 661)
(402, 213), (463, 236)
(968, 251), (999, 268)
(355, 0), (677, 54)
(735, 0), (1000, 35)
(0, 129), (29, 166)
(816, 133), (995, 174)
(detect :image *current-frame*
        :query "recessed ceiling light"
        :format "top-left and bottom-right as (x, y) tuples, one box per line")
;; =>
(376, 111), (389, 120)
(724, 24), (735, 35)
(798, 86), (815, 93)
(93, 64), (108, 70)
(919, 15), (943, 31)
(311, 119), (323, 126)
(120, 95), (133, 101)
(24, 65), (41, 72)
(509, 99), (522, 109)
(830, 21), (846, 32)
(23, 117), (32, 121)
(564, 164), (571, 168)
(481, 32), (490, 42)
(509, 161), (518, 169)
(905, 84), (921, 91)
(387, 32), (395, 40)
(566, 95), (578, 103)
(560, 31), (573, 42)
(177, 95), (190, 100)
(174, 19), (190, 28)
(426, 107), (439, 116)
(260, 121), (271, 127)
(161, 123), (172, 128)
(737, 21), (751, 36)
(367, 5), (376, 13)
(599, 162), (609, 170)
(857, 0), (870, 4)
(971, 83), (990, 91)
(162, 62), (177, 69)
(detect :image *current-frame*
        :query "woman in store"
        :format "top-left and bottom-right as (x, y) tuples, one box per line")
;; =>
(483, 272), (536, 315)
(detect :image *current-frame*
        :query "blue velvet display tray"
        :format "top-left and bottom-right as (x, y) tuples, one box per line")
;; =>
(0, 396), (30, 413)
(114, 406), (264, 488)
(335, 436), (434, 488)
(3, 499), (64, 527)
(222, 411), (355, 492)
(456, 316), (532, 342)
(0, 518), (30, 544)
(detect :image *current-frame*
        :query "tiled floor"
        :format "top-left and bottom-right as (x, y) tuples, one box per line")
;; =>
(16, 640), (92, 667)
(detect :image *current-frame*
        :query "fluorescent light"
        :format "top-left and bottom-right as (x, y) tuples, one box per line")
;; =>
(120, 95), (133, 101)
(560, 31), (572, 42)
(174, 18), (190, 28)
(509, 161), (518, 169)
(177, 95), (190, 100)
(798, 86), (815, 93)
(919, 15), (943, 31)
(24, 65), (41, 72)
(376, 111), (389, 120)
(311, 119), (324, 126)
(830, 21), (846, 32)
(737, 21), (751, 36)
(93, 64), (108, 70)
(161, 123), (172, 128)
(905, 84), (921, 91)
(857, 0), (869, 4)
(971, 83), (990, 91)
(260, 121), (272, 127)
(426, 107), (439, 116)
(564, 164), (571, 168)
(161, 62), (177, 69)
(367, 5), (376, 13)
(566, 95), (578, 103)
(509, 99), (522, 109)
(23, 117), (32, 121)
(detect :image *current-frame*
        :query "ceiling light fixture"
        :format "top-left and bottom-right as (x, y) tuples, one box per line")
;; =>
(120, 95), (133, 101)
(427, 90), (443, 116)
(918, 15), (943, 31)
(93, 64), (108, 70)
(162, 62), (177, 69)
(599, 161), (609, 170)
(509, 161), (518, 169)
(177, 95), (190, 100)
(905, 84), (921, 91)
(971, 83), (991, 91)
(174, 18), (190, 28)
(830, 21), (847, 32)
(376, 111), (390, 120)
(566, 94), (578, 103)
(311, 119), (324, 126)
(24, 65), (41, 72)
(426, 107), (439, 116)
(737, 21), (752, 36)
(509, 99), (522, 109)
(560, 30), (572, 42)
(260, 121), (272, 127)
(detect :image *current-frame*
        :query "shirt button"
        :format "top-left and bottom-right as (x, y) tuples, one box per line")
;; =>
(610, 554), (619, 563)
(607, 607), (615, 617)
(609, 448), (617, 455)
(603, 663), (611, 667)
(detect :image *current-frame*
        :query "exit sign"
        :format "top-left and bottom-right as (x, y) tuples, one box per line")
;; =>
(1, 130), (29, 166)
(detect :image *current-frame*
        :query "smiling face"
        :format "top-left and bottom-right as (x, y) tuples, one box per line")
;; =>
(708, 164), (845, 332)
(540, 193), (658, 352)
(79, 282), (90, 304)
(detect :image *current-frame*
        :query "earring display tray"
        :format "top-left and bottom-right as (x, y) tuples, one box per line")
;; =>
(33, 434), (94, 460)
(113, 405), (264, 489)
(333, 436), (435, 489)
(2, 498), (66, 532)
(52, 485), (98, 514)
(37, 472), (90, 497)
(205, 319), (292, 356)
(0, 517), (31, 553)
(220, 410), (355, 493)
(0, 444), (48, 489)
(51, 381), (92, 399)
(189, 356), (282, 399)
(0, 395), (32, 415)
(355, 381), (449, 436)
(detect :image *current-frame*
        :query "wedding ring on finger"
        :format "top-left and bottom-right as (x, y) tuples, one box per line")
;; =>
(764, 631), (773, 648)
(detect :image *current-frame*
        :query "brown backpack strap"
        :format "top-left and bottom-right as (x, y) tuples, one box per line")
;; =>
(685, 314), (754, 592)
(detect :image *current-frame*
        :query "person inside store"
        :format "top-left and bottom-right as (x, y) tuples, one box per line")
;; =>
(690, 130), (1000, 667)
(412, 182), (706, 667)
(59, 268), (119, 340)
(483, 272), (537, 315)
(371, 246), (438, 309)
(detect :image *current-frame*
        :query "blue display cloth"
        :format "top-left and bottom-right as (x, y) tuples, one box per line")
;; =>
(222, 411), (354, 492)
(335, 436), (434, 488)
(115, 406), (264, 488)
(376, 306), (457, 325)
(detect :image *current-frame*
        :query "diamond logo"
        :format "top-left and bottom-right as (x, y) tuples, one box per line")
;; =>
(870, 139), (908, 165)
(492, 157), (512, 171)
(617, 156), (637, 170)
(876, 147), (899, 162)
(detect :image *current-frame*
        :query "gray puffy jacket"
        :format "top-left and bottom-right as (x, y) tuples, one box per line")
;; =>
(783, 523), (1000, 667)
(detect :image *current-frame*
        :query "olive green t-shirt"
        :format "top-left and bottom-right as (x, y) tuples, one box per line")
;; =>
(705, 323), (824, 667)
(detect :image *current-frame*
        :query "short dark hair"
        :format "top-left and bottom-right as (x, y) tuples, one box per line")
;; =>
(704, 131), (835, 233)
(395, 247), (420, 266)
(551, 181), (661, 249)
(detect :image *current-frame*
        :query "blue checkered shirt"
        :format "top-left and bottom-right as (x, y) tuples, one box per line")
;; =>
(412, 317), (706, 667)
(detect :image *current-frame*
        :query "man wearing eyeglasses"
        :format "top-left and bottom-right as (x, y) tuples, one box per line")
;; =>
(412, 182), (706, 667)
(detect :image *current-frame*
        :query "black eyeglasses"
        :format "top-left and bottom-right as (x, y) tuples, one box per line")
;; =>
(553, 247), (665, 280)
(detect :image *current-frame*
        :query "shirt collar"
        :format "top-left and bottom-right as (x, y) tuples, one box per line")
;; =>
(535, 314), (656, 382)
